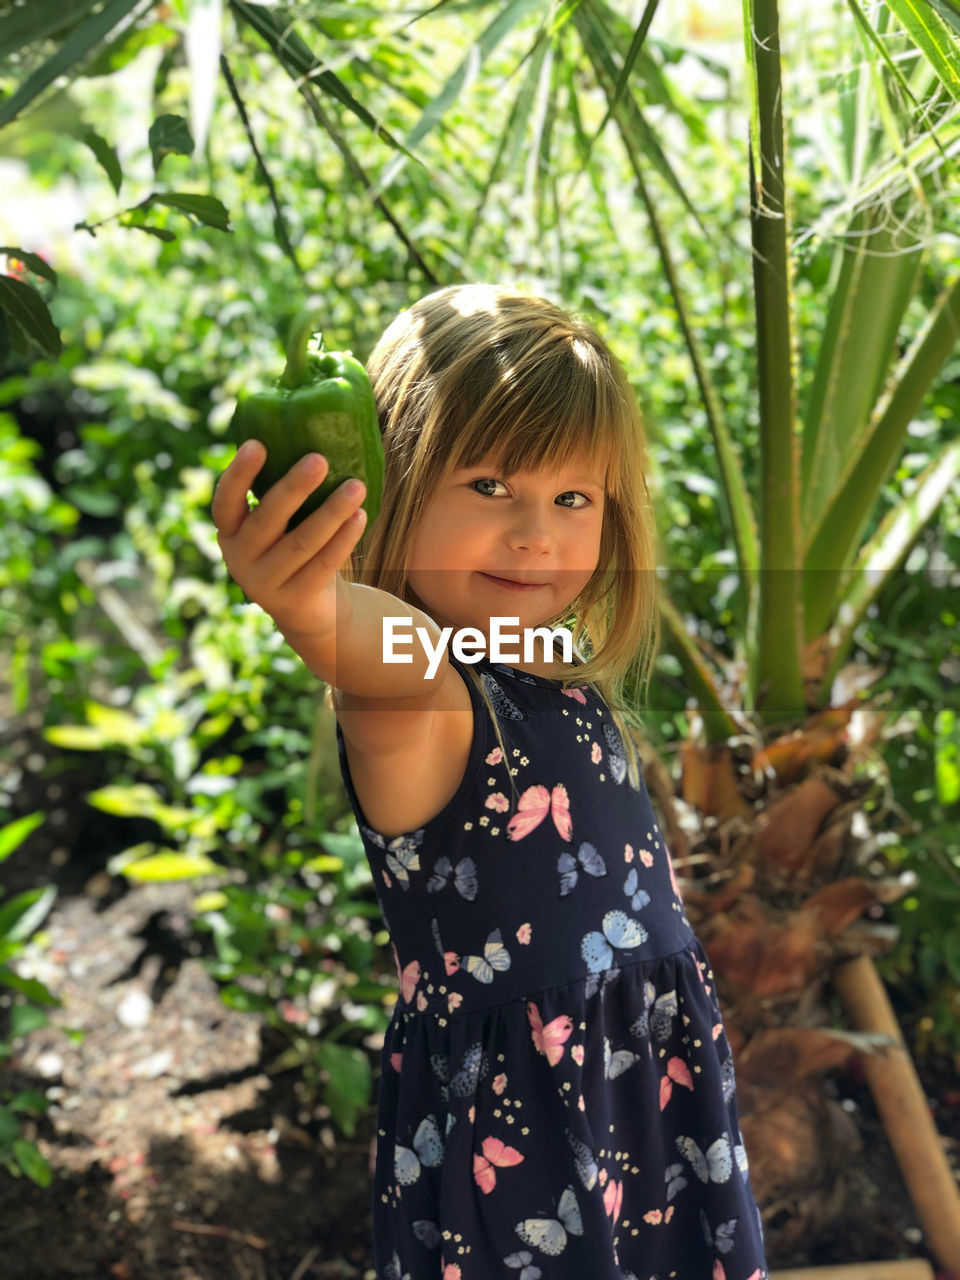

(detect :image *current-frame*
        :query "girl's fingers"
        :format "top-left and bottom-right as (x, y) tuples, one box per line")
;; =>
(258, 475), (367, 583)
(242, 451), (331, 553)
(282, 501), (368, 596)
(212, 439), (266, 539)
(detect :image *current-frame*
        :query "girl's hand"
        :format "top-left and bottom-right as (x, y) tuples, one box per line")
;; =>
(212, 439), (367, 638)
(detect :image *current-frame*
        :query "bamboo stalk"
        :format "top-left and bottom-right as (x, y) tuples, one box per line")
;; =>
(831, 953), (960, 1273)
(769, 1262), (934, 1279)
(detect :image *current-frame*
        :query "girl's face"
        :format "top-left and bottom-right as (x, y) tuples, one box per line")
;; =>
(404, 449), (608, 645)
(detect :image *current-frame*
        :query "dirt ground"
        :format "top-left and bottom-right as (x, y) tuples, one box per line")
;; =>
(1, 724), (958, 1279)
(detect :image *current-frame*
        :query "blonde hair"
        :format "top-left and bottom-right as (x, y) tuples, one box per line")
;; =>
(325, 283), (661, 801)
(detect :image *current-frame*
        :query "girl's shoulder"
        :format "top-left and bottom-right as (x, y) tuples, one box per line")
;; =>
(336, 656), (476, 840)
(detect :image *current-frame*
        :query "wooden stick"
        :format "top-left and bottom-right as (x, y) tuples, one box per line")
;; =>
(831, 952), (960, 1274)
(769, 1263), (934, 1279)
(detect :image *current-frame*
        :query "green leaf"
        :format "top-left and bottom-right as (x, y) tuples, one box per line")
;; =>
(0, 307), (30, 359)
(82, 129), (123, 194)
(0, 0), (152, 129)
(6, 1089), (53, 1117)
(375, 0), (544, 195)
(61, 482), (123, 515)
(316, 1041), (372, 1137)
(122, 851), (225, 882)
(0, 0), (99, 61)
(86, 702), (146, 745)
(9, 1007), (50, 1039)
(229, 1), (423, 167)
(86, 783), (169, 817)
(0, 812), (44, 864)
(885, 0), (960, 101)
(0, 249), (58, 286)
(145, 192), (231, 231)
(0, 885), (57, 945)
(925, 0), (960, 38)
(127, 224), (178, 242)
(44, 725), (110, 751)
(148, 113), (195, 173)
(0, 276), (61, 358)
(0, 966), (61, 1006)
(13, 1139), (54, 1189)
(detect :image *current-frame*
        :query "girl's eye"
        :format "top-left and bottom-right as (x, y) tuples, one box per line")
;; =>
(470, 478), (592, 509)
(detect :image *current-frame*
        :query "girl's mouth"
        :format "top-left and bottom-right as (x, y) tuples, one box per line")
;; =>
(479, 573), (547, 592)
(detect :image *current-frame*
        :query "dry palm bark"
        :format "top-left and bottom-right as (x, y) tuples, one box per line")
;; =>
(634, 678), (960, 1264)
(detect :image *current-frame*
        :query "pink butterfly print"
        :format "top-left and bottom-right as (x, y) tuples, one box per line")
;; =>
(443, 951), (461, 976)
(473, 1136), (524, 1193)
(562, 686), (587, 705)
(603, 1178), (623, 1224)
(667, 848), (683, 900)
(527, 1001), (573, 1066)
(399, 959), (420, 1004)
(390, 1052), (403, 1073)
(443, 1266), (462, 1280)
(658, 1056), (694, 1110)
(506, 783), (572, 842)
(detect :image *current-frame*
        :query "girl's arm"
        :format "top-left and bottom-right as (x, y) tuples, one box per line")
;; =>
(279, 575), (451, 703)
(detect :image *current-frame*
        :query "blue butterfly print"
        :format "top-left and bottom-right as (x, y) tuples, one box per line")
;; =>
(665, 1160), (688, 1201)
(557, 842), (607, 896)
(676, 1133), (733, 1184)
(362, 825), (424, 891)
(481, 672), (526, 719)
(504, 1251), (542, 1279)
(564, 1127), (598, 1191)
(514, 1185), (583, 1256)
(629, 981), (678, 1044)
(720, 1051), (736, 1103)
(604, 1035), (642, 1079)
(394, 1114), (444, 1186)
(427, 854), (478, 900)
(430, 1042), (488, 1102)
(603, 721), (626, 784)
(412, 1220), (442, 1249)
(584, 965), (621, 999)
(383, 1254), (410, 1280)
(460, 927), (511, 983)
(580, 909), (649, 973)
(700, 1209), (738, 1254)
(623, 867), (651, 911)
(430, 915), (444, 957)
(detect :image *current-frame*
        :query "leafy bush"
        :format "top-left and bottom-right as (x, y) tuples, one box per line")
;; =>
(0, 813), (61, 1187)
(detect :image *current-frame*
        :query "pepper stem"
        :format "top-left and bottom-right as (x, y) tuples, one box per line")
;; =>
(279, 309), (321, 389)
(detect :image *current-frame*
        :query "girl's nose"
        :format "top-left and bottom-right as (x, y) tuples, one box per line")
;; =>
(507, 515), (553, 554)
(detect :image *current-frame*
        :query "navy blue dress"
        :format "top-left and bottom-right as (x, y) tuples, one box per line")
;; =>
(335, 650), (770, 1280)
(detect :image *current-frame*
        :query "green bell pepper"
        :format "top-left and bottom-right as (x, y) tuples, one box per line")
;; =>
(229, 309), (384, 531)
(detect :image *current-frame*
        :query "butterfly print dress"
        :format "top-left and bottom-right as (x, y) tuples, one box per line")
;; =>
(335, 650), (769, 1280)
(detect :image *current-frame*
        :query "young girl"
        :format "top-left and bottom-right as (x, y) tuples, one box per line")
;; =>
(214, 285), (770, 1280)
